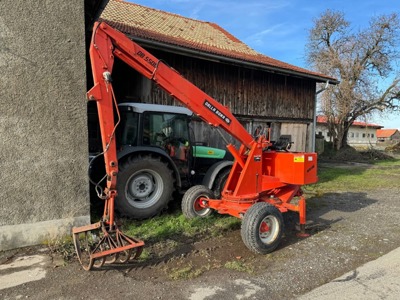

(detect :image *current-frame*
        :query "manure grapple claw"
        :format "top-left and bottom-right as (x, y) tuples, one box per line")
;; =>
(72, 221), (144, 271)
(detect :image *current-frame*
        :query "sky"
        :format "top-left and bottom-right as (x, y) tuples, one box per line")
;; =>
(126, 0), (400, 129)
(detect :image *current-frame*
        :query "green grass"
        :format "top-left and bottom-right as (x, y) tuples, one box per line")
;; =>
(122, 212), (241, 244)
(167, 264), (211, 280)
(44, 235), (76, 261)
(370, 158), (400, 166)
(306, 158), (400, 194)
(224, 259), (254, 274)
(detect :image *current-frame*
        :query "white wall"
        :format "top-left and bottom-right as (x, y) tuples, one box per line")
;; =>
(316, 124), (379, 146)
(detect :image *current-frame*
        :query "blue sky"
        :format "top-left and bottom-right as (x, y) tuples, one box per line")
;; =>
(127, 0), (400, 129)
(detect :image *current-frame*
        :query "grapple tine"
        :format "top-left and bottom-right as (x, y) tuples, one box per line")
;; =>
(72, 221), (144, 271)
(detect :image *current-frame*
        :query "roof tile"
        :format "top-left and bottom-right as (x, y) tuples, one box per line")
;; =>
(317, 116), (382, 129)
(377, 129), (399, 138)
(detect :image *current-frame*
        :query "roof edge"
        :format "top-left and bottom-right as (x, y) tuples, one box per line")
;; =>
(130, 35), (338, 84)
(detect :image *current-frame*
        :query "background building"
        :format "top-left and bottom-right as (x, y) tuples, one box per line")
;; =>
(316, 116), (383, 147)
(377, 129), (400, 144)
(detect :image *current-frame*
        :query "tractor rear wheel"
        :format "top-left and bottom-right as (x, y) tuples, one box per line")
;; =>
(241, 202), (284, 254)
(116, 155), (174, 219)
(182, 185), (214, 218)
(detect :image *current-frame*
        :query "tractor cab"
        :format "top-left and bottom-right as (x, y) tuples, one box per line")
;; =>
(116, 103), (232, 187)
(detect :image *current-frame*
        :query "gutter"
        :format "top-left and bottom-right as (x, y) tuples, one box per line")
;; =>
(129, 36), (339, 84)
(313, 81), (330, 151)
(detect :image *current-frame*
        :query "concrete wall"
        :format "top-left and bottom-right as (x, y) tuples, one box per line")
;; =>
(0, 1), (90, 250)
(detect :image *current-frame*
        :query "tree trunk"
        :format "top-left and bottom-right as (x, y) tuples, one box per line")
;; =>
(342, 121), (350, 148)
(335, 121), (350, 150)
(334, 133), (342, 150)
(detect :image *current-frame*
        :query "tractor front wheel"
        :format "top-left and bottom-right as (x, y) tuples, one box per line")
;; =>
(241, 202), (284, 254)
(182, 185), (214, 219)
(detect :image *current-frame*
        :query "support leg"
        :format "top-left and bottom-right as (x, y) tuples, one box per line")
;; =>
(296, 196), (310, 238)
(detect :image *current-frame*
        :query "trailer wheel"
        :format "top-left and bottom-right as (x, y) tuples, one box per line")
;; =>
(182, 185), (214, 219)
(241, 202), (284, 254)
(116, 155), (174, 219)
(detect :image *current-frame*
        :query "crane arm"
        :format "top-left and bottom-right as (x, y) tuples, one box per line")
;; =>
(88, 22), (255, 155)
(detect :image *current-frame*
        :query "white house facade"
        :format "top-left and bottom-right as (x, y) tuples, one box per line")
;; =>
(316, 116), (383, 147)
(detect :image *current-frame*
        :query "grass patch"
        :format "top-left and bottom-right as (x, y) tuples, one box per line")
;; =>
(224, 259), (254, 274)
(168, 264), (211, 280)
(370, 158), (400, 166)
(306, 158), (400, 194)
(137, 248), (152, 262)
(44, 235), (75, 261)
(122, 212), (240, 244)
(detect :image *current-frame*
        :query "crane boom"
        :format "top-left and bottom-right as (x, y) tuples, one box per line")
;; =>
(88, 22), (255, 151)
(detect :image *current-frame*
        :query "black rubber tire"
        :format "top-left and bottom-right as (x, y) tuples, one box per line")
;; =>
(116, 155), (174, 219)
(241, 202), (284, 254)
(182, 185), (214, 219)
(212, 168), (231, 199)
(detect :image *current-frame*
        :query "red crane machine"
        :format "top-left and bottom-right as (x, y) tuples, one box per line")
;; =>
(72, 22), (318, 270)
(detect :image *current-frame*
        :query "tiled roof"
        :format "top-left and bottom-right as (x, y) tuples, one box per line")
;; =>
(99, 0), (336, 82)
(317, 116), (383, 129)
(376, 129), (399, 138)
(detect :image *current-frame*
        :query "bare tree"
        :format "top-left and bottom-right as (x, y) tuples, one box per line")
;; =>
(306, 10), (400, 149)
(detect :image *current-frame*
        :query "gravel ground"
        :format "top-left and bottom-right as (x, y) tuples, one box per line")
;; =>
(1, 162), (399, 300)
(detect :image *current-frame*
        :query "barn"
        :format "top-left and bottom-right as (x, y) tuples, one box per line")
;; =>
(96, 0), (336, 152)
(0, 0), (334, 251)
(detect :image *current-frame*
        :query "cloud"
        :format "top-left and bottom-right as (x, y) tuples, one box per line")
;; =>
(244, 23), (301, 48)
(188, 3), (204, 20)
(247, 24), (286, 40)
(165, 0), (291, 20)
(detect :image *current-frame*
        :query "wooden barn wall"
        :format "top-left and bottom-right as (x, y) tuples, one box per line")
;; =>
(111, 48), (316, 151)
(112, 49), (315, 120)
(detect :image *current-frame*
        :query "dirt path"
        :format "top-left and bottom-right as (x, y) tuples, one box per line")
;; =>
(1, 165), (400, 299)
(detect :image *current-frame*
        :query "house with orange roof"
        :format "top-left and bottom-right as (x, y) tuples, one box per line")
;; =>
(377, 129), (400, 144)
(316, 116), (383, 147)
(89, 0), (337, 152)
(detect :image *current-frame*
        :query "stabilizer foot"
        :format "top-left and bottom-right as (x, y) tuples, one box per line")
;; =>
(295, 223), (311, 238)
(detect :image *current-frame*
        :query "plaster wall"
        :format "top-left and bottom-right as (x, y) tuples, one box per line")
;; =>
(0, 0), (90, 250)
